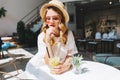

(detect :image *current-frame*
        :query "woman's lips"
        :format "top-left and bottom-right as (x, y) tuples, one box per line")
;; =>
(49, 25), (55, 27)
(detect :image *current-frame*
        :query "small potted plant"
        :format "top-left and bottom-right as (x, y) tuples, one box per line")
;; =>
(72, 55), (84, 74)
(17, 21), (25, 43)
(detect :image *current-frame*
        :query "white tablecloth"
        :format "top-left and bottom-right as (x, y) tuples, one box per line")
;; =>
(18, 61), (120, 80)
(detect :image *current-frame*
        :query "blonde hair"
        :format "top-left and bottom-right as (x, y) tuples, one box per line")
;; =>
(41, 6), (68, 46)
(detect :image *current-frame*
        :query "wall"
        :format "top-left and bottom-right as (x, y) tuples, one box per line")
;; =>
(0, 0), (47, 36)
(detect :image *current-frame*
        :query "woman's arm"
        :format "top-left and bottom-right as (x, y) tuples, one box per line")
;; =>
(44, 53), (49, 65)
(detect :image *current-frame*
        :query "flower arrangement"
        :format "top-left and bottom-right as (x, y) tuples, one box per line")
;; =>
(72, 55), (84, 74)
(72, 55), (83, 67)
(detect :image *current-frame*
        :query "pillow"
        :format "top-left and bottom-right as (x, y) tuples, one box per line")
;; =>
(2, 41), (11, 50)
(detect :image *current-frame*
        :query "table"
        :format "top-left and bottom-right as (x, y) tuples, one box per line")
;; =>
(1, 37), (13, 42)
(18, 61), (120, 80)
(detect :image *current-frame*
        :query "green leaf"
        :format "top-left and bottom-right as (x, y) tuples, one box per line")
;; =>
(0, 7), (7, 18)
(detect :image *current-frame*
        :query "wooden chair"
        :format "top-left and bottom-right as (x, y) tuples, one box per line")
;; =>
(0, 49), (20, 79)
(0, 36), (3, 59)
(0, 38), (19, 79)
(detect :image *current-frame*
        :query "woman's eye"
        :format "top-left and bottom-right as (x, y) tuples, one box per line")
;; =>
(46, 17), (59, 21)
(53, 17), (59, 20)
(46, 17), (50, 20)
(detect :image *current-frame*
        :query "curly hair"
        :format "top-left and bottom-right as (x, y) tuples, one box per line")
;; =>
(41, 6), (68, 46)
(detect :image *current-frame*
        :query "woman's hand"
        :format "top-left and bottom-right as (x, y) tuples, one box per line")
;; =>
(46, 27), (59, 41)
(46, 28), (53, 42)
(50, 57), (72, 74)
(46, 28), (55, 48)
(51, 63), (71, 74)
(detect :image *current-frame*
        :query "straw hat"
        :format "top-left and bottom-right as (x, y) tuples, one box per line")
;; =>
(40, 0), (69, 24)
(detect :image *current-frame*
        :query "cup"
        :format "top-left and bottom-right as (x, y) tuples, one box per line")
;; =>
(49, 57), (60, 74)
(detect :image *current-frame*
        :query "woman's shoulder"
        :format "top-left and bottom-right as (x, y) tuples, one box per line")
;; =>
(38, 32), (44, 37)
(68, 30), (74, 36)
(37, 32), (45, 40)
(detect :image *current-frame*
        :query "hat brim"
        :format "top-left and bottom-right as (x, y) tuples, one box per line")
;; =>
(40, 3), (69, 24)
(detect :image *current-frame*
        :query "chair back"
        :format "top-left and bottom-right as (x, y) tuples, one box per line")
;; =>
(116, 43), (120, 49)
(0, 37), (3, 50)
(0, 37), (2, 59)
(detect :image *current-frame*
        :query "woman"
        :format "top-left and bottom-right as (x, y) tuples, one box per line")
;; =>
(25, 0), (78, 76)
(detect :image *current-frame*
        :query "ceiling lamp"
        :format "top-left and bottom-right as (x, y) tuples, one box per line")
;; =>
(109, 1), (112, 5)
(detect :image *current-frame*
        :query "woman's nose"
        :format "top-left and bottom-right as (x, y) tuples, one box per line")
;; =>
(49, 18), (54, 22)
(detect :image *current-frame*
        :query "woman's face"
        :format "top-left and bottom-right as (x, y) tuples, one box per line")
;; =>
(46, 8), (61, 29)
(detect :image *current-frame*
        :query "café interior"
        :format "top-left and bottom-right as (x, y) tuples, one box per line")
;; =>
(1, 0), (120, 79)
(71, 0), (120, 69)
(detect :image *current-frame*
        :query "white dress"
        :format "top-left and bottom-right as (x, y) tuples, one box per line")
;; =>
(18, 30), (78, 79)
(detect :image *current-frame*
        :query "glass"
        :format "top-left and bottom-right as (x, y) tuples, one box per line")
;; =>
(72, 55), (83, 74)
(49, 57), (60, 74)
(74, 65), (81, 74)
